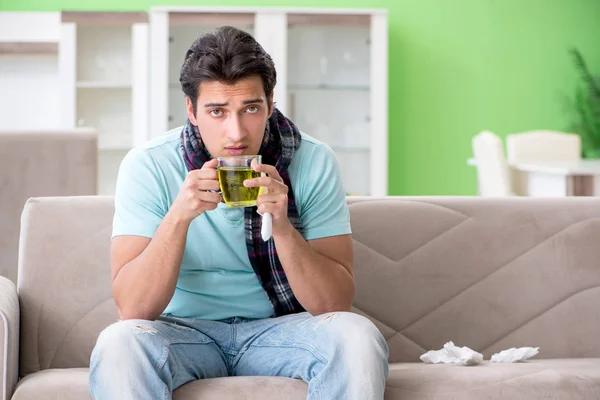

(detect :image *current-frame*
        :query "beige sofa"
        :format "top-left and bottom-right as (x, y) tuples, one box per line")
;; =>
(2, 196), (600, 399)
(0, 130), (97, 283)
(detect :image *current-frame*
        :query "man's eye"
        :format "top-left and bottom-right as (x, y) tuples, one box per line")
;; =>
(246, 106), (259, 113)
(209, 109), (223, 117)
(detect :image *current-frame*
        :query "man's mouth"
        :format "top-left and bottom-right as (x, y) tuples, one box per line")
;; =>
(225, 146), (247, 156)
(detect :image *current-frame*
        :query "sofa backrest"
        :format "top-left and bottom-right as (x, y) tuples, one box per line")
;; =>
(0, 130), (97, 284)
(346, 197), (600, 363)
(17, 196), (600, 376)
(18, 196), (115, 377)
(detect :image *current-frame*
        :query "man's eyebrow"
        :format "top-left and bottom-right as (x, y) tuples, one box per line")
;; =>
(204, 102), (228, 107)
(203, 98), (264, 107)
(242, 98), (264, 105)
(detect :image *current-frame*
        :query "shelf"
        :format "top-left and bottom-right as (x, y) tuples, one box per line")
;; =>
(288, 13), (371, 27)
(0, 42), (58, 55)
(77, 81), (131, 89)
(288, 84), (369, 91)
(169, 12), (254, 27)
(62, 11), (147, 25)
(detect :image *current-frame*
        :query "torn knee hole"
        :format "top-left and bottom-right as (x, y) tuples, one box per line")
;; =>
(314, 313), (338, 329)
(134, 325), (158, 335)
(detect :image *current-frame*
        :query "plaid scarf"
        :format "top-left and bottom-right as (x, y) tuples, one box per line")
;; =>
(180, 108), (305, 316)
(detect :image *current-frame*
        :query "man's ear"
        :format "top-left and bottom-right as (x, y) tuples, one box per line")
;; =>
(186, 97), (199, 125)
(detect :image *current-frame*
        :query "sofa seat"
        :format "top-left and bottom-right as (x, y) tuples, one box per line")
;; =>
(11, 368), (308, 400)
(386, 358), (600, 400)
(12, 359), (600, 400)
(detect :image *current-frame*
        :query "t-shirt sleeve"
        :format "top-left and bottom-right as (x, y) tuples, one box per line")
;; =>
(297, 143), (352, 241)
(112, 148), (167, 239)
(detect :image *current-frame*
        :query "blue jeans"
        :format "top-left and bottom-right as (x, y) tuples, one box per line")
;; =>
(89, 311), (388, 399)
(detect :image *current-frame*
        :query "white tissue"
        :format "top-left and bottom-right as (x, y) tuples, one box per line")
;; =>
(491, 347), (539, 363)
(261, 212), (272, 241)
(420, 341), (484, 366)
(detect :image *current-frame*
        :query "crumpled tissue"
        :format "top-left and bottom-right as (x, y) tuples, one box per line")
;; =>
(420, 341), (484, 366)
(491, 347), (539, 363)
(420, 342), (540, 366)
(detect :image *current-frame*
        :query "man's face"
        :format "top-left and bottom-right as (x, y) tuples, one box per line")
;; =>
(186, 75), (273, 158)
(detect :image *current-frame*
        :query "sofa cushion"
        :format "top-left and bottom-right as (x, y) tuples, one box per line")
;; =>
(385, 359), (600, 400)
(12, 369), (91, 400)
(172, 376), (307, 399)
(11, 368), (308, 400)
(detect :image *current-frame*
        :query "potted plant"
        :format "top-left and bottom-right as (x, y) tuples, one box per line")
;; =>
(569, 48), (600, 158)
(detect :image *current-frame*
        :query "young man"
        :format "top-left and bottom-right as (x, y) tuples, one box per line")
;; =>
(89, 26), (388, 399)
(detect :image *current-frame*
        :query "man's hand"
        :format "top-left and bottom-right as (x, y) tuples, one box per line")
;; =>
(170, 158), (222, 223)
(244, 163), (293, 236)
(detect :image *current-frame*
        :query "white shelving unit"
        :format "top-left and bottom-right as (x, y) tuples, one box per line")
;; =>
(59, 12), (150, 195)
(0, 12), (62, 130)
(286, 19), (378, 196)
(149, 6), (388, 196)
(2, 8), (387, 197)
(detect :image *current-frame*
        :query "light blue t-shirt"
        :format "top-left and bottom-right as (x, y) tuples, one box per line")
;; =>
(112, 128), (351, 320)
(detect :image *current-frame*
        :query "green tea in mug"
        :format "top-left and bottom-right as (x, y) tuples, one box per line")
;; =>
(217, 155), (262, 208)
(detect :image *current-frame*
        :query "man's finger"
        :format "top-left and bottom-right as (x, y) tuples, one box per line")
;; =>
(188, 168), (217, 180)
(197, 191), (222, 204)
(202, 158), (218, 169)
(194, 179), (221, 192)
(257, 193), (287, 205)
(253, 163), (282, 182)
(243, 177), (287, 194)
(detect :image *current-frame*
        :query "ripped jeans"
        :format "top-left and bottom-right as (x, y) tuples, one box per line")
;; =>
(89, 312), (388, 400)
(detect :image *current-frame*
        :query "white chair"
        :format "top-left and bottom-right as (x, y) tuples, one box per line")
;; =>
(506, 131), (581, 163)
(472, 131), (514, 196)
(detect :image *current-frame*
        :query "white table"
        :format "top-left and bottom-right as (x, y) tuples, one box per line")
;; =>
(467, 158), (600, 196)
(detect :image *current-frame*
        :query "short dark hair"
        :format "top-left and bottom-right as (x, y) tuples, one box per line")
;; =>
(179, 26), (277, 114)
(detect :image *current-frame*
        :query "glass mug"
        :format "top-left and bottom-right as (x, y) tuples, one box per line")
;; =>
(217, 155), (262, 208)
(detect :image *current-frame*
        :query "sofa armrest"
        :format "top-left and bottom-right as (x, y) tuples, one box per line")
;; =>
(0, 277), (18, 400)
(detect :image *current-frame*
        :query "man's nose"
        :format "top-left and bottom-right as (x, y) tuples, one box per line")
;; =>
(226, 115), (246, 142)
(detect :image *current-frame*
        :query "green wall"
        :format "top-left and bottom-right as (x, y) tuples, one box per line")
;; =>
(2, 0), (600, 195)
